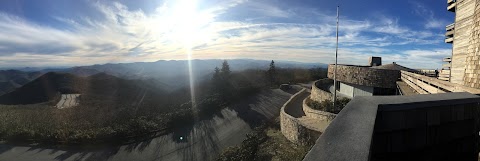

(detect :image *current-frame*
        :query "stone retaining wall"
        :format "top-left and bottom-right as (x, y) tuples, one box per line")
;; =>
(311, 79), (334, 102)
(327, 64), (400, 88)
(280, 89), (321, 145)
(303, 97), (336, 121)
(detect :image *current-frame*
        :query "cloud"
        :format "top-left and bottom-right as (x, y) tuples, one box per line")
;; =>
(0, 0), (448, 69)
(410, 1), (449, 29)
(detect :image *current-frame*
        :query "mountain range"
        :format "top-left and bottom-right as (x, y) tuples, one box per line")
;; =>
(0, 59), (326, 97)
(0, 72), (172, 105)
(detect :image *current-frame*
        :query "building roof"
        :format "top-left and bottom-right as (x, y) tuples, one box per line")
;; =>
(371, 62), (417, 72)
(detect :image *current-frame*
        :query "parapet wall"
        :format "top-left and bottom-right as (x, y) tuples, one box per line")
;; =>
(327, 64), (400, 88)
(303, 92), (480, 161)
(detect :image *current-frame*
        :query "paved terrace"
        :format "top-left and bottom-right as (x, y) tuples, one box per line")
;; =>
(303, 92), (480, 161)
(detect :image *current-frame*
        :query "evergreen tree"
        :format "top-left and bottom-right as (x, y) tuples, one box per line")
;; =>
(213, 67), (220, 81)
(211, 66), (221, 93)
(267, 60), (277, 86)
(217, 60), (233, 100)
(221, 60), (231, 79)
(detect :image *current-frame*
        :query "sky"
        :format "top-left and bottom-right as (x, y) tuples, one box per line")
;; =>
(0, 0), (454, 69)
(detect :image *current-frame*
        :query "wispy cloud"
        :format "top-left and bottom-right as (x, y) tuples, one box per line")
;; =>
(410, 1), (449, 29)
(0, 0), (449, 69)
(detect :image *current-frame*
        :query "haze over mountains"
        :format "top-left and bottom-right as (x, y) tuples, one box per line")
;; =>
(0, 72), (172, 105)
(0, 70), (44, 95)
(0, 59), (326, 96)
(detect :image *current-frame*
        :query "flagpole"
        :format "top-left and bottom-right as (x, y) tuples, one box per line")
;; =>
(333, 6), (339, 110)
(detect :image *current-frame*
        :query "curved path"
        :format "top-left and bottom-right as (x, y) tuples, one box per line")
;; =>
(0, 89), (293, 161)
(284, 89), (330, 133)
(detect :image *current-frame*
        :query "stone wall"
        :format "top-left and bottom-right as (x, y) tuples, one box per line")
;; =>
(311, 79), (334, 102)
(280, 89), (321, 145)
(463, 0), (480, 88)
(303, 97), (336, 121)
(327, 64), (400, 88)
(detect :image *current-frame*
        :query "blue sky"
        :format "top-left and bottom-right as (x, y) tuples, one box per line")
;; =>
(0, 0), (454, 69)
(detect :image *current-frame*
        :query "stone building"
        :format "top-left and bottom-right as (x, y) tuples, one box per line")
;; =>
(327, 57), (413, 98)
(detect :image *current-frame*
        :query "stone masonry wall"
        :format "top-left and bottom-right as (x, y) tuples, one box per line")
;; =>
(280, 89), (321, 145)
(327, 65), (400, 88)
(311, 79), (334, 102)
(463, 0), (480, 88)
(303, 97), (337, 121)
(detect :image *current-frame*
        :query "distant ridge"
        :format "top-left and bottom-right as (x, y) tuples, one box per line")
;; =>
(0, 59), (327, 99)
(0, 72), (168, 105)
(0, 70), (43, 95)
(0, 72), (84, 104)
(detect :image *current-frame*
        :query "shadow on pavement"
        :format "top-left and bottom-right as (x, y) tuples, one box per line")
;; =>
(0, 88), (293, 161)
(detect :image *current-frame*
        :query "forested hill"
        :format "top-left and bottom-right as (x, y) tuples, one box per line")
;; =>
(0, 72), (169, 105)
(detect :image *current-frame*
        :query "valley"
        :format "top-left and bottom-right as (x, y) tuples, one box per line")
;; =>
(0, 59), (327, 160)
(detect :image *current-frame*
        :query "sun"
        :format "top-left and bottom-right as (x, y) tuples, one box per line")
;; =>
(158, 0), (215, 112)
(167, 0), (213, 47)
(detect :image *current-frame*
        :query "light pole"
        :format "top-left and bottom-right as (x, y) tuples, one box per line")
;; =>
(333, 6), (339, 110)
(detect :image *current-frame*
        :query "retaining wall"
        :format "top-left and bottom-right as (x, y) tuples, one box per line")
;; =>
(303, 97), (336, 121)
(311, 79), (334, 102)
(280, 89), (321, 145)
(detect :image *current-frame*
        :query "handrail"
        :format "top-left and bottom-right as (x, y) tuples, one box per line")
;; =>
(401, 71), (480, 94)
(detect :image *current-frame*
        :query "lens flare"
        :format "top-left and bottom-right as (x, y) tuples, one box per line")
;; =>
(187, 44), (196, 108)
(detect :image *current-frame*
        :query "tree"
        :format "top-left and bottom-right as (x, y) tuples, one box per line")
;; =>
(215, 60), (233, 100)
(267, 60), (277, 86)
(213, 67), (220, 81)
(221, 60), (231, 79)
(211, 67), (221, 93)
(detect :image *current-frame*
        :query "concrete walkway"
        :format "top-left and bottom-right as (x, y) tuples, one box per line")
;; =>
(284, 87), (331, 133)
(396, 81), (417, 96)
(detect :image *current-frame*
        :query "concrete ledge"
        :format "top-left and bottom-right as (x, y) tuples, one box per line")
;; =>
(303, 92), (480, 161)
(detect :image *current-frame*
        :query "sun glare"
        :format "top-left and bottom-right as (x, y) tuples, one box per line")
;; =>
(168, 0), (212, 46)
(166, 0), (210, 120)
